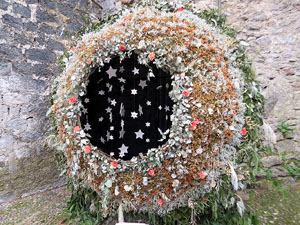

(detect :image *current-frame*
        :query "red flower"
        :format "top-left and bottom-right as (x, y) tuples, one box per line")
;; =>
(71, 46), (76, 51)
(148, 169), (155, 176)
(74, 126), (81, 133)
(120, 45), (126, 51)
(177, 8), (186, 12)
(84, 145), (91, 154)
(183, 90), (190, 97)
(111, 161), (118, 168)
(202, 199), (208, 203)
(157, 199), (164, 206)
(241, 128), (247, 135)
(69, 96), (76, 104)
(199, 171), (208, 179)
(67, 170), (71, 175)
(148, 52), (155, 61)
(123, 17), (131, 23)
(189, 125), (197, 131)
(87, 58), (92, 65)
(192, 119), (200, 126)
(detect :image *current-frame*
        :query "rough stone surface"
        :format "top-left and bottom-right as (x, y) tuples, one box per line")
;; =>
(0, 0), (114, 203)
(261, 156), (282, 168)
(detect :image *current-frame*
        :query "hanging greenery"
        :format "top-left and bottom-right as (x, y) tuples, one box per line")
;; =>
(47, 1), (264, 224)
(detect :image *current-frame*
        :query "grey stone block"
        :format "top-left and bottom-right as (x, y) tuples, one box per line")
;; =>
(8, 76), (47, 92)
(39, 23), (56, 35)
(0, 62), (12, 76)
(47, 39), (65, 51)
(24, 22), (38, 32)
(0, 1), (9, 10)
(0, 44), (23, 60)
(26, 48), (56, 63)
(2, 14), (23, 30)
(13, 3), (31, 18)
(33, 64), (52, 77)
(36, 9), (58, 23)
(25, 0), (39, 4)
(0, 134), (15, 149)
(0, 28), (8, 40)
(12, 62), (34, 76)
(58, 4), (74, 18)
(39, 0), (57, 10)
(67, 21), (82, 32)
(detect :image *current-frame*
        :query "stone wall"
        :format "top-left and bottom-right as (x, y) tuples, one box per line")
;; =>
(0, 0), (299, 202)
(0, 0), (120, 203)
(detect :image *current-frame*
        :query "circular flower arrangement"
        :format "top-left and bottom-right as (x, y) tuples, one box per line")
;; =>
(50, 4), (247, 217)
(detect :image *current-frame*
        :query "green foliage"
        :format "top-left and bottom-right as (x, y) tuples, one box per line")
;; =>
(277, 120), (296, 138)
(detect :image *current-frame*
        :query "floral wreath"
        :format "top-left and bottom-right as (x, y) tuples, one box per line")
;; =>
(49, 3), (247, 217)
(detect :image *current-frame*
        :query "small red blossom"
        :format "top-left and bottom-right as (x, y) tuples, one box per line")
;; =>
(84, 145), (91, 154)
(177, 8), (186, 12)
(69, 96), (76, 104)
(183, 90), (190, 97)
(87, 58), (92, 65)
(189, 125), (197, 131)
(74, 126), (81, 133)
(199, 171), (208, 179)
(241, 128), (247, 135)
(157, 199), (164, 206)
(111, 161), (118, 168)
(192, 118), (200, 126)
(148, 52), (155, 61)
(123, 17), (131, 23)
(67, 170), (71, 175)
(148, 169), (155, 176)
(202, 199), (208, 203)
(120, 45), (126, 51)
(71, 46), (76, 51)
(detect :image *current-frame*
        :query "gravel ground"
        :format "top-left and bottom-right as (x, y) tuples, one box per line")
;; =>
(0, 182), (299, 225)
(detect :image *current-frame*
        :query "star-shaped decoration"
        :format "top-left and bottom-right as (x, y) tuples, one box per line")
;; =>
(84, 98), (89, 103)
(118, 77), (126, 83)
(165, 106), (170, 112)
(156, 85), (162, 90)
(110, 126), (114, 131)
(120, 103), (125, 117)
(84, 123), (91, 131)
(158, 105), (162, 110)
(135, 129), (144, 139)
(110, 135), (114, 140)
(139, 80), (147, 89)
(121, 85), (125, 93)
(107, 97), (111, 103)
(106, 131), (110, 141)
(111, 99), (117, 106)
(121, 120), (124, 127)
(131, 112), (138, 119)
(166, 83), (170, 88)
(106, 66), (117, 79)
(119, 66), (125, 73)
(106, 83), (110, 88)
(119, 129), (125, 139)
(108, 85), (113, 92)
(99, 117), (104, 122)
(146, 122), (151, 127)
(146, 138), (150, 143)
(146, 101), (151, 106)
(132, 67), (139, 75)
(118, 144), (128, 154)
(139, 105), (143, 116)
(100, 137), (105, 143)
(106, 107), (112, 113)
(82, 108), (88, 114)
(131, 89), (137, 95)
(98, 90), (105, 95)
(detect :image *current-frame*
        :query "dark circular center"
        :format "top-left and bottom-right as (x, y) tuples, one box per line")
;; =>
(81, 54), (173, 160)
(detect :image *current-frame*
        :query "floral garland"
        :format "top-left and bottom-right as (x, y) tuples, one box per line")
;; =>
(49, 2), (248, 217)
